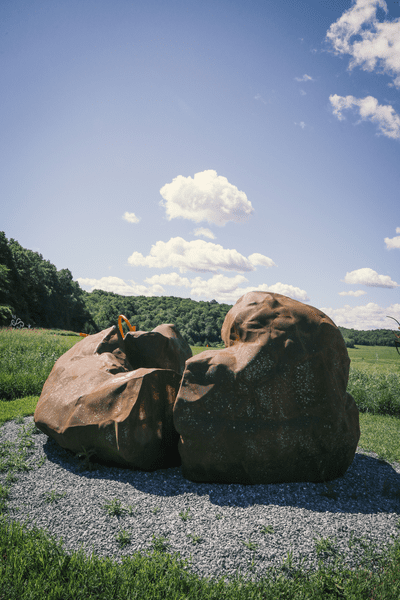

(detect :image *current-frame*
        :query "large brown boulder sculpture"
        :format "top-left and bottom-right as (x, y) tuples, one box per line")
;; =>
(34, 323), (192, 470)
(173, 291), (360, 485)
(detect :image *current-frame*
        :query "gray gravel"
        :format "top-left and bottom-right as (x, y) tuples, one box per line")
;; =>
(1, 415), (400, 586)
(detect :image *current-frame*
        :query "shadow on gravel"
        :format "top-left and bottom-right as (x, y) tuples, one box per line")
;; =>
(35, 422), (400, 517)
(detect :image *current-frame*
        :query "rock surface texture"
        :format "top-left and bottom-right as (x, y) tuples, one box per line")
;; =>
(173, 291), (360, 485)
(34, 324), (192, 470)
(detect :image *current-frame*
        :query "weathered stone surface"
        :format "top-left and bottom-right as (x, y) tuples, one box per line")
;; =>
(34, 324), (190, 470)
(120, 323), (192, 376)
(173, 291), (360, 485)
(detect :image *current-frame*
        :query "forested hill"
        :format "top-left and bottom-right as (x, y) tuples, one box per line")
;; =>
(337, 326), (398, 349)
(0, 231), (398, 347)
(83, 290), (231, 346)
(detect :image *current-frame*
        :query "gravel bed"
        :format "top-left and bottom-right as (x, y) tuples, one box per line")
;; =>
(1, 416), (400, 586)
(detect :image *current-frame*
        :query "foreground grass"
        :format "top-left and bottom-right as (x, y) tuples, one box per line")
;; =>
(0, 329), (399, 598)
(0, 516), (399, 599)
(0, 328), (81, 400)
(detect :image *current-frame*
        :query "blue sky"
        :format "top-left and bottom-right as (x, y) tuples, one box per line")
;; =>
(1, 0), (399, 330)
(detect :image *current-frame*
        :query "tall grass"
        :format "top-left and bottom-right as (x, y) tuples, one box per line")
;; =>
(0, 328), (80, 400)
(0, 329), (399, 598)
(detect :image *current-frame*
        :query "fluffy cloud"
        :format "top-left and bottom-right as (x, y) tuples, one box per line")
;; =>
(189, 274), (249, 298)
(159, 170), (254, 226)
(326, 0), (400, 88)
(329, 94), (400, 139)
(248, 253), (277, 268)
(338, 290), (367, 297)
(128, 237), (275, 274)
(294, 74), (314, 82)
(319, 302), (400, 330)
(144, 273), (191, 287)
(385, 227), (400, 249)
(342, 267), (399, 287)
(122, 212), (140, 223)
(193, 227), (216, 239)
(76, 276), (163, 296)
(189, 276), (309, 304)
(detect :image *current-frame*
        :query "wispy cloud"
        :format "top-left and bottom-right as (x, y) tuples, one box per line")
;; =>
(385, 227), (400, 249)
(295, 121), (306, 129)
(326, 0), (400, 88)
(329, 94), (400, 139)
(319, 302), (400, 330)
(342, 267), (399, 287)
(294, 74), (314, 82)
(122, 212), (141, 223)
(190, 278), (309, 303)
(193, 227), (216, 239)
(76, 276), (162, 296)
(127, 237), (276, 274)
(338, 290), (367, 296)
(159, 170), (254, 226)
(144, 273), (191, 287)
(254, 93), (267, 104)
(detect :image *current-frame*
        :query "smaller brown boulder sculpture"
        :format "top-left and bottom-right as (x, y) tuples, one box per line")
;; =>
(34, 322), (192, 470)
(120, 323), (191, 376)
(173, 291), (360, 485)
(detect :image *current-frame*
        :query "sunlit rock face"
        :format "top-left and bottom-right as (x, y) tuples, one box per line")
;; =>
(173, 291), (360, 485)
(34, 324), (192, 471)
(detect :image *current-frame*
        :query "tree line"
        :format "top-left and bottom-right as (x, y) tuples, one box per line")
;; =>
(338, 327), (399, 349)
(0, 231), (398, 348)
(0, 232), (92, 332)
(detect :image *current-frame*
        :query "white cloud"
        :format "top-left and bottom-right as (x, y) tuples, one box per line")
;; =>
(326, 0), (400, 88)
(193, 227), (216, 239)
(295, 121), (306, 129)
(338, 290), (367, 296)
(385, 227), (400, 249)
(122, 212), (141, 224)
(319, 302), (400, 330)
(342, 267), (399, 287)
(294, 74), (314, 82)
(190, 274), (249, 298)
(159, 170), (254, 226)
(329, 94), (400, 139)
(144, 273), (191, 287)
(188, 277), (309, 304)
(76, 276), (163, 296)
(248, 253), (277, 268)
(128, 237), (275, 274)
(300, 90), (307, 96)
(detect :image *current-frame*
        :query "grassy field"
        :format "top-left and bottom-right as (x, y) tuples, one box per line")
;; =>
(0, 328), (399, 598)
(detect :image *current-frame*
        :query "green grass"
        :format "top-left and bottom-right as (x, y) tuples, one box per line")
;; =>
(0, 327), (81, 400)
(0, 329), (399, 598)
(347, 345), (400, 375)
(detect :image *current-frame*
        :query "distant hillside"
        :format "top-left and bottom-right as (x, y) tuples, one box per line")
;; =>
(81, 289), (231, 347)
(337, 326), (398, 349)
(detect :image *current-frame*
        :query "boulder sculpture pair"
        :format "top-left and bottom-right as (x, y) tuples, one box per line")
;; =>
(34, 292), (360, 484)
